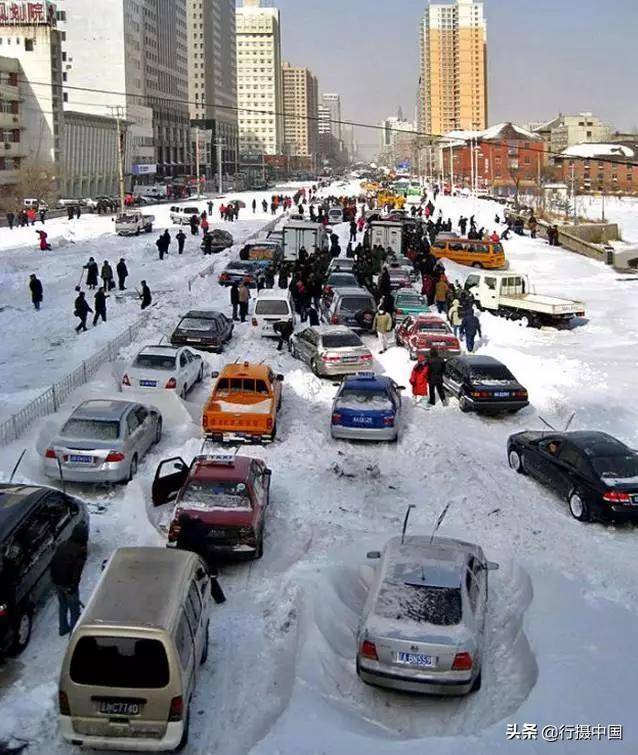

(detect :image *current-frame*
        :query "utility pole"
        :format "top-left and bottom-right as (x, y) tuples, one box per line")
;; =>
(470, 138), (475, 196)
(195, 127), (201, 200)
(108, 105), (126, 213)
(449, 143), (454, 190)
(214, 139), (224, 195)
(570, 163), (577, 224)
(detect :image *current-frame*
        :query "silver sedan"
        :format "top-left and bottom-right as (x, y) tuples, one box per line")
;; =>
(356, 535), (499, 695)
(43, 399), (162, 483)
(289, 325), (373, 376)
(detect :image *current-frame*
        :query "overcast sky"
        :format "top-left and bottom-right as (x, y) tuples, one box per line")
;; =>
(274, 0), (638, 155)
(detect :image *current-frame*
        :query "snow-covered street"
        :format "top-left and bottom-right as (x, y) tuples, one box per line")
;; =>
(1, 181), (638, 754)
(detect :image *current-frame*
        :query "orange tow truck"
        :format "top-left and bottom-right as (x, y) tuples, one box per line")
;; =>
(202, 362), (284, 443)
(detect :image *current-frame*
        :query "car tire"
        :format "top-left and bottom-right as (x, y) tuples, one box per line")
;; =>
(459, 394), (471, 413)
(197, 365), (204, 383)
(200, 621), (210, 665)
(311, 358), (321, 376)
(569, 491), (591, 522)
(9, 609), (32, 656)
(154, 418), (163, 445)
(518, 315), (530, 328)
(128, 454), (138, 482)
(508, 449), (526, 474)
(471, 670), (482, 692)
(472, 262), (483, 269)
(180, 385), (187, 399)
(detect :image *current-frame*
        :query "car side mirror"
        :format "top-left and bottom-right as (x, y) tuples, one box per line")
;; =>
(366, 550), (381, 560)
(211, 371), (219, 379)
(396, 385), (406, 391)
(276, 374), (284, 382)
(484, 561), (499, 571)
(264, 468), (272, 476)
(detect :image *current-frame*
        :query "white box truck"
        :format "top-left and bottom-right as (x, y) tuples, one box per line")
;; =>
(282, 221), (328, 262)
(370, 221), (403, 255)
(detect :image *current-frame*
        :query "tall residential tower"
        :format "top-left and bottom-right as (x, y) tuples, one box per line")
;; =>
(418, 0), (487, 137)
(282, 62), (318, 163)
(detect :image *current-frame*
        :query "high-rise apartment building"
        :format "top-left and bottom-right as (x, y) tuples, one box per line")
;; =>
(187, 0), (238, 176)
(282, 62), (318, 161)
(418, 0), (487, 137)
(236, 0), (283, 156)
(58, 0), (190, 181)
(321, 92), (341, 142)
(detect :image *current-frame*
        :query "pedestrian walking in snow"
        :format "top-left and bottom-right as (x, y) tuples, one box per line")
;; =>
(373, 308), (393, 354)
(176, 229), (186, 254)
(434, 277), (449, 314)
(189, 214), (200, 236)
(427, 348), (448, 406)
(252, 198), (257, 213)
(6, 211), (15, 229)
(50, 522), (88, 636)
(84, 257), (99, 290)
(116, 258), (128, 290)
(73, 291), (92, 333)
(460, 310), (482, 353)
(29, 274), (43, 310)
(230, 282), (240, 321)
(207, 201), (213, 215)
(447, 298), (462, 338)
(100, 260), (114, 291)
(93, 289), (108, 325)
(238, 280), (250, 323)
(39, 208), (46, 224)
(75, 205), (81, 219)
(36, 230), (51, 251)
(140, 280), (152, 310)
(409, 353), (430, 406)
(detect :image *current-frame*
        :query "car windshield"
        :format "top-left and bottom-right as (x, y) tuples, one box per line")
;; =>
(322, 333), (362, 348)
(70, 637), (170, 688)
(418, 321), (448, 332)
(340, 296), (373, 313)
(328, 274), (357, 286)
(134, 353), (176, 370)
(181, 480), (251, 510)
(216, 378), (269, 394)
(398, 295), (423, 306)
(179, 317), (215, 331)
(376, 583), (462, 625)
(228, 262), (255, 272)
(592, 455), (638, 480)
(61, 419), (120, 440)
(255, 300), (290, 315)
(470, 364), (514, 381)
(337, 389), (392, 410)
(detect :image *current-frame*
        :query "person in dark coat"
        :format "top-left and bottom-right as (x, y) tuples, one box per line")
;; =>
(39, 208), (46, 224)
(252, 198), (257, 213)
(230, 282), (240, 321)
(75, 204), (81, 219)
(93, 289), (107, 325)
(207, 200), (214, 215)
(29, 274), (43, 310)
(175, 514), (225, 602)
(176, 229), (186, 254)
(84, 257), (99, 290)
(116, 258), (128, 290)
(274, 319), (294, 351)
(50, 522), (88, 635)
(349, 220), (357, 242)
(6, 211), (15, 229)
(67, 205), (74, 221)
(378, 266), (391, 300)
(140, 280), (152, 310)
(189, 214), (200, 236)
(307, 303), (320, 326)
(74, 291), (92, 333)
(427, 348), (448, 406)
(277, 267), (289, 289)
(460, 309), (482, 353)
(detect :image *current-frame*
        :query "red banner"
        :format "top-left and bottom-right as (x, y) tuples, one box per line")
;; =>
(0, 2), (56, 25)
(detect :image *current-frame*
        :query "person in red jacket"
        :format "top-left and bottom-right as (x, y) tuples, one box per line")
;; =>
(409, 352), (430, 407)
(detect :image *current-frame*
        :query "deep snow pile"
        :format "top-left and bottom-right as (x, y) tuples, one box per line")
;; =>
(1, 182), (638, 754)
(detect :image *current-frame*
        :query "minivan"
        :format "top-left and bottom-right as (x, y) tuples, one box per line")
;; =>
(324, 287), (376, 332)
(252, 289), (295, 337)
(58, 547), (213, 752)
(327, 207), (344, 224)
(431, 238), (506, 270)
(169, 205), (201, 225)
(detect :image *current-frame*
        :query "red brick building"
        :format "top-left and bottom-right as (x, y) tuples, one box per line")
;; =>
(554, 143), (638, 195)
(443, 122), (545, 194)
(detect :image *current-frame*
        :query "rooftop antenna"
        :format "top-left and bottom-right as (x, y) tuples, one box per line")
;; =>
(539, 412), (575, 432)
(401, 504), (415, 544)
(8, 449), (27, 483)
(430, 501), (453, 544)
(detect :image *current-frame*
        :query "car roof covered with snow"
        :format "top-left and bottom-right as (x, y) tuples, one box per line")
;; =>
(189, 454), (255, 483)
(341, 373), (393, 392)
(217, 362), (273, 381)
(71, 400), (134, 422)
(138, 345), (179, 357)
(182, 310), (224, 320)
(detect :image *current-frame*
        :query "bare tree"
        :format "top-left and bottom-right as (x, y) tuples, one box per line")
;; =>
(9, 160), (60, 209)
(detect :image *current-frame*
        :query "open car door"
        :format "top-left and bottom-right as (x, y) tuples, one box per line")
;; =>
(152, 456), (188, 506)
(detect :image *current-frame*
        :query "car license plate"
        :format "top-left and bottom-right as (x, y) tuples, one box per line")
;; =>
(352, 416), (373, 425)
(96, 699), (142, 716)
(69, 454), (92, 463)
(140, 380), (157, 387)
(342, 356), (358, 363)
(494, 391), (510, 398)
(396, 652), (435, 668)
(189, 338), (202, 343)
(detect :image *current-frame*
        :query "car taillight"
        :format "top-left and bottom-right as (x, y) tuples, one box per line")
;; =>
(321, 353), (341, 362)
(0, 602), (8, 618)
(603, 491), (632, 503)
(266, 417), (273, 429)
(383, 416), (395, 427)
(471, 391), (491, 399)
(331, 314), (340, 324)
(395, 308), (403, 315)
(514, 390), (528, 399)
(452, 652), (473, 670)
(122, 373), (131, 386)
(58, 690), (71, 716)
(105, 451), (125, 462)
(168, 696), (184, 722)
(361, 353), (373, 361)
(219, 273), (229, 281)
(168, 519), (181, 542)
(165, 377), (177, 389)
(252, 317), (258, 326)
(45, 448), (57, 458)
(360, 640), (378, 660)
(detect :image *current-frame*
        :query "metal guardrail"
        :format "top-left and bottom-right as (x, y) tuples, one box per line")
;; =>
(0, 316), (149, 447)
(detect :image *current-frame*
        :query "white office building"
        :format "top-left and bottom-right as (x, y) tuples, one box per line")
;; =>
(236, 0), (283, 156)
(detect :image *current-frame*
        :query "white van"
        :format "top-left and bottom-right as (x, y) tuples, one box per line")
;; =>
(58, 547), (213, 752)
(252, 289), (295, 338)
(328, 207), (344, 224)
(169, 205), (201, 225)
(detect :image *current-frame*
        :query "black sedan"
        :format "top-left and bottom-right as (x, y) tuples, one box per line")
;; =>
(443, 355), (529, 413)
(201, 229), (234, 255)
(170, 310), (234, 352)
(507, 431), (638, 522)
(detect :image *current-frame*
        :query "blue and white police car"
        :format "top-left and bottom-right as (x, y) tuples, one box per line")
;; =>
(330, 373), (404, 442)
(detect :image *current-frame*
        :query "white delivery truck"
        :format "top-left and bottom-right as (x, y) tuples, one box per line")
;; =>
(114, 211), (155, 236)
(464, 270), (586, 328)
(282, 221), (328, 262)
(370, 221), (403, 255)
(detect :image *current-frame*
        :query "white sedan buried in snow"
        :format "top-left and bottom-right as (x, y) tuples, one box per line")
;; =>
(356, 535), (498, 695)
(121, 345), (204, 398)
